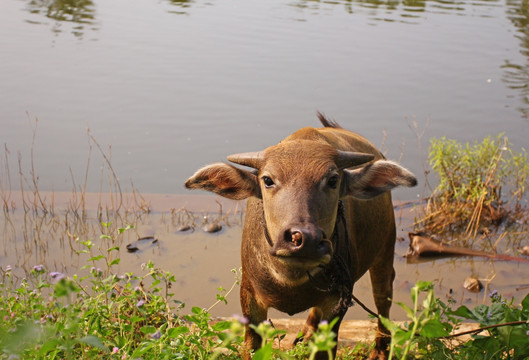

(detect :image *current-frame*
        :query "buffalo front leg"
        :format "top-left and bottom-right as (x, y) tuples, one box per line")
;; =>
(368, 247), (396, 359)
(240, 278), (267, 360)
(294, 307), (323, 345)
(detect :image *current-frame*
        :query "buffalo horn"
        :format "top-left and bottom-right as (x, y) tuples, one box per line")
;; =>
(336, 150), (374, 169)
(227, 151), (264, 169)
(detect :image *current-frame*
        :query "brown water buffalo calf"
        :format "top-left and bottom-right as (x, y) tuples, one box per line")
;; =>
(184, 114), (417, 359)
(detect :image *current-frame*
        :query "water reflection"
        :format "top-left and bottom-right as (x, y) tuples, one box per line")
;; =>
(166, 0), (195, 15)
(17, 0), (529, 119)
(24, 0), (97, 38)
(504, 1), (529, 118)
(289, 0), (499, 23)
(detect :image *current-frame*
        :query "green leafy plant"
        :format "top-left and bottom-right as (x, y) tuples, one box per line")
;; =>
(448, 291), (529, 359)
(380, 281), (529, 360)
(1, 222), (355, 359)
(379, 281), (450, 359)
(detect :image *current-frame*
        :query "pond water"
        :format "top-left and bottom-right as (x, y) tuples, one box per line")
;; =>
(1, 0), (528, 197)
(1, 0), (529, 325)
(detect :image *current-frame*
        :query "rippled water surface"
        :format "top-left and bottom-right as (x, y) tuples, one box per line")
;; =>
(1, 0), (528, 195)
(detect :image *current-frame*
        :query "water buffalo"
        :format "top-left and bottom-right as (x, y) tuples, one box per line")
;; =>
(184, 114), (417, 359)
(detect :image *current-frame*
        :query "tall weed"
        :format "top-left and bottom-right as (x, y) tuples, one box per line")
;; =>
(418, 134), (529, 239)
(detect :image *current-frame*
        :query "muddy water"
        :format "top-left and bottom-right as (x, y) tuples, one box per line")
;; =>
(2, 193), (527, 321)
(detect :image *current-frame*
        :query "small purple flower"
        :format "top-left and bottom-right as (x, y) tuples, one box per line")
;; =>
(320, 320), (329, 326)
(489, 290), (498, 298)
(90, 267), (103, 277)
(49, 272), (65, 282)
(232, 314), (249, 324)
(136, 299), (145, 308)
(32, 265), (45, 273)
(112, 346), (119, 354)
(487, 312), (493, 318)
(150, 330), (162, 340)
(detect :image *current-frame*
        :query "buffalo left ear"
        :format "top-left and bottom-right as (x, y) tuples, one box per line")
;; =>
(343, 160), (417, 200)
(184, 163), (260, 200)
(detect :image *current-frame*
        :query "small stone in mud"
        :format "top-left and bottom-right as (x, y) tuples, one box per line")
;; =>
(463, 277), (483, 293)
(177, 225), (193, 232)
(126, 243), (139, 253)
(138, 236), (156, 241)
(203, 223), (222, 233)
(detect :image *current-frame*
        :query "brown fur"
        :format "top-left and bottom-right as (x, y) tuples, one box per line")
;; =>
(185, 115), (417, 359)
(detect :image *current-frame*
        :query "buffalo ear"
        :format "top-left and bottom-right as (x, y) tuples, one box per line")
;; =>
(184, 163), (261, 200)
(343, 160), (417, 200)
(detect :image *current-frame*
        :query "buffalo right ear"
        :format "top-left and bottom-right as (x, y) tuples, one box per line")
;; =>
(343, 160), (417, 200)
(184, 163), (261, 200)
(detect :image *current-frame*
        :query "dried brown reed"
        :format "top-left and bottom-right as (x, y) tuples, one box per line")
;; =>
(0, 119), (244, 278)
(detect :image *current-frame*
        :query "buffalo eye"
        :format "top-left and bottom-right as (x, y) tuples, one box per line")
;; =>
(327, 175), (339, 189)
(262, 176), (275, 188)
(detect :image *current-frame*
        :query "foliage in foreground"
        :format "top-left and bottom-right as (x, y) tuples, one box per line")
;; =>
(1, 225), (528, 359)
(381, 281), (529, 360)
(0, 225), (350, 360)
(418, 134), (529, 238)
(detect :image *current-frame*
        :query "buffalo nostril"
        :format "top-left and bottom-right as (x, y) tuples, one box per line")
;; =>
(291, 231), (303, 247)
